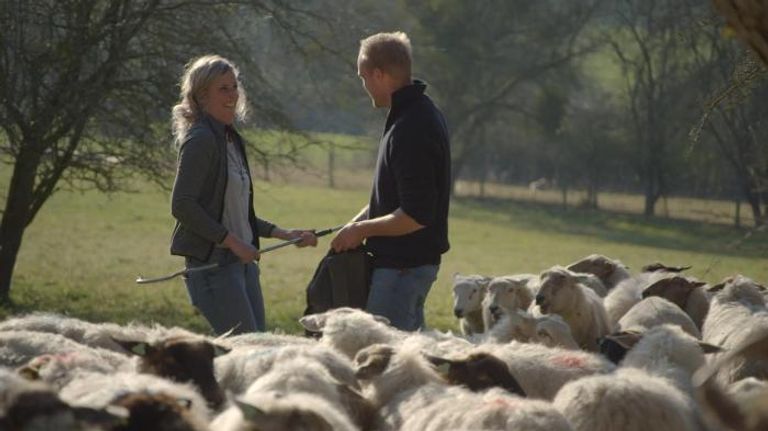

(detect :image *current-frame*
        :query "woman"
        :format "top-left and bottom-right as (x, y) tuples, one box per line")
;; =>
(170, 55), (316, 334)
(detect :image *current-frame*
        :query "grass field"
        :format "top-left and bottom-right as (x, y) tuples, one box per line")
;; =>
(1, 162), (766, 334)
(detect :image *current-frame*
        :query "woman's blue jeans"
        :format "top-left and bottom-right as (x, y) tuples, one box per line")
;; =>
(365, 265), (439, 331)
(184, 248), (265, 335)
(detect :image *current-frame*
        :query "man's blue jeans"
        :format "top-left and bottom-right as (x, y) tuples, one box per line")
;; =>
(366, 265), (439, 331)
(184, 248), (266, 335)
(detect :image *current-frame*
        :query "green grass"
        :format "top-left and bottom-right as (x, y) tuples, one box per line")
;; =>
(2, 171), (766, 335)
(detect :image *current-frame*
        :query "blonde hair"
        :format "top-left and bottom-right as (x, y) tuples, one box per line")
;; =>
(171, 55), (249, 147)
(358, 31), (412, 82)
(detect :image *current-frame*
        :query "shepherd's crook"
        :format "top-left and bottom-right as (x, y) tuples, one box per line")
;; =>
(136, 225), (344, 284)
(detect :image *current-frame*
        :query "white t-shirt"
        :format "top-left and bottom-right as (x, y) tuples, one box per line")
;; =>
(220, 137), (254, 246)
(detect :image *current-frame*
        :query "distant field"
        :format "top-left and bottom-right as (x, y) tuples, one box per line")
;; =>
(1, 165), (766, 334)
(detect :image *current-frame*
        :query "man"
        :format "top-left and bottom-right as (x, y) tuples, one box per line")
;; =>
(331, 31), (451, 331)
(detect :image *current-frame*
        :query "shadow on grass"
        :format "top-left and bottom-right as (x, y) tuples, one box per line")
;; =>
(452, 196), (768, 258)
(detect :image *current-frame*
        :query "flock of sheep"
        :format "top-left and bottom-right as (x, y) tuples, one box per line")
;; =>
(0, 253), (767, 430)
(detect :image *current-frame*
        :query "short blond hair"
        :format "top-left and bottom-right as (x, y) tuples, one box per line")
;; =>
(171, 55), (249, 148)
(358, 31), (412, 82)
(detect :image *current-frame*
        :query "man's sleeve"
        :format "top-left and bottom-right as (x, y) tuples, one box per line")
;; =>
(390, 126), (438, 226)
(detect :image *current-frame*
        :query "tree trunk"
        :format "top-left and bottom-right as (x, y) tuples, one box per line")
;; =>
(561, 186), (568, 209)
(746, 195), (763, 227)
(734, 198), (741, 228)
(586, 179), (599, 209)
(643, 175), (658, 217)
(0, 150), (40, 303)
(450, 158), (465, 197)
(327, 142), (335, 189)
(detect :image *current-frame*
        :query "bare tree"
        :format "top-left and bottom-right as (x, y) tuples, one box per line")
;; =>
(605, 0), (712, 216)
(0, 0), (329, 302)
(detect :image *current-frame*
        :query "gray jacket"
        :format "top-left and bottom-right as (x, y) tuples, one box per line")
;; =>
(170, 114), (275, 261)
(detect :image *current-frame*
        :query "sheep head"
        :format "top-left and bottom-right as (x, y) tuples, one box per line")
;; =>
(423, 352), (526, 397)
(536, 266), (580, 314)
(709, 275), (767, 307)
(112, 336), (229, 410)
(598, 330), (644, 364)
(566, 254), (623, 282)
(534, 314), (578, 349)
(452, 274), (491, 318)
(484, 277), (534, 320)
(110, 391), (204, 431)
(641, 275), (706, 309)
(299, 308), (390, 333)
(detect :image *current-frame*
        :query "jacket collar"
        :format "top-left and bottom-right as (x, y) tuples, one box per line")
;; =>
(201, 112), (231, 139)
(391, 80), (426, 111)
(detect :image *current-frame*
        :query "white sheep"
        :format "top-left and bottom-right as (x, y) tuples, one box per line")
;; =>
(0, 312), (199, 352)
(210, 391), (358, 431)
(299, 307), (473, 360)
(474, 341), (615, 400)
(299, 307), (398, 359)
(451, 274), (491, 335)
(618, 296), (701, 339)
(243, 358), (374, 430)
(354, 342), (572, 431)
(482, 310), (580, 349)
(16, 350), (124, 390)
(0, 367), (126, 430)
(603, 270), (669, 331)
(694, 326), (768, 431)
(215, 343), (359, 395)
(59, 371), (212, 424)
(398, 387), (572, 431)
(620, 324), (719, 394)
(481, 274), (537, 330)
(566, 253), (631, 290)
(554, 367), (700, 431)
(535, 266), (611, 351)
(561, 325), (718, 431)
(216, 331), (316, 349)
(0, 330), (132, 370)
(702, 275), (768, 386)
(641, 274), (710, 330)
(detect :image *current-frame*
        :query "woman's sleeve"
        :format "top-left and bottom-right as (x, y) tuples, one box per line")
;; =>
(171, 130), (228, 244)
(255, 217), (276, 238)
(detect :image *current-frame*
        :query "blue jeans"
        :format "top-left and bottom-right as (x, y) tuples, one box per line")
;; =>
(184, 248), (265, 335)
(366, 265), (439, 331)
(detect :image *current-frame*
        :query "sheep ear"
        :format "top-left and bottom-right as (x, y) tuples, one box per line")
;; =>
(708, 282), (726, 292)
(16, 365), (41, 381)
(354, 352), (392, 380)
(372, 314), (391, 325)
(299, 315), (325, 332)
(422, 353), (455, 375)
(212, 344), (231, 357)
(698, 342), (724, 354)
(604, 331), (643, 350)
(235, 399), (267, 422)
(112, 338), (154, 357)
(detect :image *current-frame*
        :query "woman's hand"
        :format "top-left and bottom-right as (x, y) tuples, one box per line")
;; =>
(221, 233), (260, 263)
(273, 227), (318, 247)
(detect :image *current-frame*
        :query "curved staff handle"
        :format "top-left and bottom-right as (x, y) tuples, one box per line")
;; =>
(136, 225), (344, 284)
